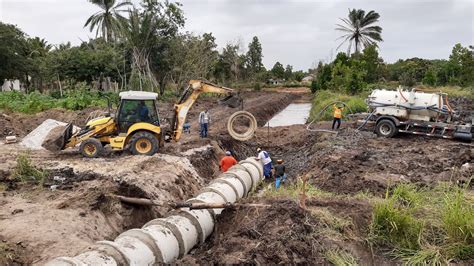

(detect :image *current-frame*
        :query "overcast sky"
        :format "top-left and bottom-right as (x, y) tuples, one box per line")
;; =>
(0, 0), (472, 70)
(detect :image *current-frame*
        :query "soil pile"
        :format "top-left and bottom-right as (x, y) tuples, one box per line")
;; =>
(41, 125), (66, 151)
(180, 197), (389, 265)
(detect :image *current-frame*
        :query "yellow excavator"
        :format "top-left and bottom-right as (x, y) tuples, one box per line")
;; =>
(53, 80), (242, 158)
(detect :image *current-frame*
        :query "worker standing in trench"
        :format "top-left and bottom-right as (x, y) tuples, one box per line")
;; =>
(256, 148), (273, 180)
(274, 159), (287, 189)
(332, 104), (344, 130)
(220, 151), (237, 172)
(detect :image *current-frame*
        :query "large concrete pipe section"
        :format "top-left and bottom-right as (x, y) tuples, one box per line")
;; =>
(46, 157), (263, 265)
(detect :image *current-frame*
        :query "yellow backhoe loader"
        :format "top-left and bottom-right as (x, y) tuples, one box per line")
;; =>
(53, 80), (242, 158)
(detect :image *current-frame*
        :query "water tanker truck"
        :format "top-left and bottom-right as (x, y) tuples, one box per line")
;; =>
(364, 88), (472, 142)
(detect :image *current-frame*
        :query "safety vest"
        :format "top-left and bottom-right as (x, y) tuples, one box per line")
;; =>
(334, 108), (342, 119)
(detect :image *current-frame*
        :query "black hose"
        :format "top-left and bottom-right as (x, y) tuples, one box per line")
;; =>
(306, 101), (354, 132)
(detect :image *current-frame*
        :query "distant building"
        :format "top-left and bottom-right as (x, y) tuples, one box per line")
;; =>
(267, 78), (284, 85)
(2, 79), (22, 92)
(302, 76), (314, 82)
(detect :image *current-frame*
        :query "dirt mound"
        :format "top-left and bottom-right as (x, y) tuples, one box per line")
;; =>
(0, 108), (100, 139)
(180, 197), (389, 265)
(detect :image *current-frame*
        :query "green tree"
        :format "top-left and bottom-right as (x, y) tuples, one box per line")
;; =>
(314, 61), (332, 91)
(422, 67), (437, 86)
(284, 64), (293, 80)
(0, 22), (29, 82)
(84, 0), (132, 43)
(120, 2), (184, 91)
(168, 33), (218, 91)
(271, 62), (285, 79)
(361, 45), (382, 83)
(449, 43), (474, 86)
(214, 43), (241, 83)
(336, 9), (383, 54)
(245, 36), (264, 78)
(293, 70), (305, 82)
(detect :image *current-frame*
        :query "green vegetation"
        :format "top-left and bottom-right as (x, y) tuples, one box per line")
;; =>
(369, 182), (474, 264)
(10, 153), (46, 185)
(324, 248), (358, 266)
(0, 89), (118, 113)
(309, 90), (368, 121)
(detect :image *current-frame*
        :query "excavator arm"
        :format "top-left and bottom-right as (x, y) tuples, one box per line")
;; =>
(171, 79), (242, 141)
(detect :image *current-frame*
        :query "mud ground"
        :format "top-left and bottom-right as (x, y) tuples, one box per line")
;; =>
(0, 88), (472, 264)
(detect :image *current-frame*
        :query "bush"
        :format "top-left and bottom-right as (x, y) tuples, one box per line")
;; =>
(442, 188), (474, 245)
(370, 183), (474, 263)
(10, 153), (46, 184)
(370, 198), (423, 250)
(253, 82), (261, 91)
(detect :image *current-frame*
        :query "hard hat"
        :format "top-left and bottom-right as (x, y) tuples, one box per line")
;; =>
(225, 151), (231, 155)
(277, 159), (283, 163)
(257, 148), (261, 152)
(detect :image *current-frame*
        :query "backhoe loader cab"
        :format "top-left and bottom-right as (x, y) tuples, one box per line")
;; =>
(116, 91), (161, 132)
(58, 91), (163, 158)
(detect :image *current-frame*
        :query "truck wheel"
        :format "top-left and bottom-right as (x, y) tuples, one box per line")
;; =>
(130, 131), (159, 156)
(376, 119), (398, 138)
(80, 138), (103, 158)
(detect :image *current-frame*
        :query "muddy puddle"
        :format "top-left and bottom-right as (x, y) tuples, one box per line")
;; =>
(265, 103), (311, 127)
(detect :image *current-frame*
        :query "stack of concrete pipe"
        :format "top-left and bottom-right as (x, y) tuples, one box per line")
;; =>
(47, 157), (263, 265)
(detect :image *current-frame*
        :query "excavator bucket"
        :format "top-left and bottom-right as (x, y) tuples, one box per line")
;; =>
(42, 123), (73, 152)
(219, 94), (242, 108)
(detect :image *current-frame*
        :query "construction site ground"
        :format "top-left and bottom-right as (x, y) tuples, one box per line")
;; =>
(0, 88), (472, 264)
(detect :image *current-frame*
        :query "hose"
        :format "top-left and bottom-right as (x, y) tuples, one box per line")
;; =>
(306, 101), (354, 133)
(355, 110), (376, 130)
(227, 111), (258, 141)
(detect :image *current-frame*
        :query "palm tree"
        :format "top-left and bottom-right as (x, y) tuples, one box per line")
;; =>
(84, 0), (132, 42)
(336, 9), (383, 54)
(118, 8), (160, 90)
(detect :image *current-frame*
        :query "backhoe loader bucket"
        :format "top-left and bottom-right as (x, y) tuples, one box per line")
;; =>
(42, 123), (73, 152)
(219, 94), (242, 108)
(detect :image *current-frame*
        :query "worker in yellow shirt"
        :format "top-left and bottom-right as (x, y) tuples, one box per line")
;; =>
(332, 104), (344, 130)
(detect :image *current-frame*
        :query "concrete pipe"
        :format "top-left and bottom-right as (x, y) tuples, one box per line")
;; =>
(212, 176), (245, 199)
(225, 166), (253, 194)
(202, 181), (238, 203)
(227, 111), (258, 141)
(141, 224), (180, 263)
(195, 191), (227, 214)
(239, 157), (263, 190)
(47, 157), (263, 265)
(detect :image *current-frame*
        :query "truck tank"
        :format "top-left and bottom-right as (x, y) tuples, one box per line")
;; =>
(367, 88), (453, 122)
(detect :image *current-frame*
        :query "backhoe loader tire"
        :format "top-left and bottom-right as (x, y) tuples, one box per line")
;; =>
(130, 131), (159, 156)
(80, 138), (104, 158)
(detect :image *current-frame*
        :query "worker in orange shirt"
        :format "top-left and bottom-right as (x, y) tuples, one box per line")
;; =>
(332, 104), (344, 130)
(220, 151), (237, 172)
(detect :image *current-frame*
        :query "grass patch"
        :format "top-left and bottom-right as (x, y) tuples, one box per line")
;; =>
(324, 248), (358, 266)
(10, 153), (46, 185)
(369, 182), (474, 263)
(263, 179), (335, 199)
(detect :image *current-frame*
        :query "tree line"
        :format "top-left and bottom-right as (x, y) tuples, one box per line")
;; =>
(310, 43), (474, 95)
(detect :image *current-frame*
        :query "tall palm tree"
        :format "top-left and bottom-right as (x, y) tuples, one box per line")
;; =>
(84, 0), (132, 42)
(336, 9), (383, 54)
